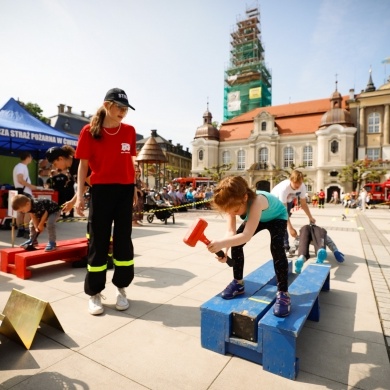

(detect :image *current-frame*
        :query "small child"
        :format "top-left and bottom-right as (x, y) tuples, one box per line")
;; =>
(207, 176), (292, 317)
(12, 194), (60, 251)
(294, 224), (345, 274)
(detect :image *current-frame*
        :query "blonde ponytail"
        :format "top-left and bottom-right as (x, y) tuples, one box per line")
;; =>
(89, 106), (106, 139)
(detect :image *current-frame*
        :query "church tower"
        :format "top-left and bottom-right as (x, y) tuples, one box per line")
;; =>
(223, 5), (272, 122)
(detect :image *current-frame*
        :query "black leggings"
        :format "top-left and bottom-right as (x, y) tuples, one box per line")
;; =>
(232, 219), (289, 292)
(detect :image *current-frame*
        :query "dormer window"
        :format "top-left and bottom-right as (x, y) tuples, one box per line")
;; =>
(261, 121), (266, 131)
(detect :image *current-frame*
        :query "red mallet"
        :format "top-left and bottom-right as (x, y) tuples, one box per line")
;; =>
(183, 218), (234, 266)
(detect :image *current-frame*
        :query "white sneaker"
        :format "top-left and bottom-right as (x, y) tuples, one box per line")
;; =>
(116, 288), (129, 311)
(88, 294), (104, 315)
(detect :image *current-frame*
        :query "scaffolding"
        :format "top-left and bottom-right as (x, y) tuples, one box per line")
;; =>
(223, 6), (272, 122)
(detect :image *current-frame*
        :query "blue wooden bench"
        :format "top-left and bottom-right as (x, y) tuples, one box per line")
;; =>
(200, 260), (330, 380)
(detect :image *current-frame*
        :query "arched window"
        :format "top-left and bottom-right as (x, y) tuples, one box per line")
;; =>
(258, 147), (268, 163)
(283, 147), (294, 168)
(261, 121), (267, 131)
(237, 150), (245, 170)
(222, 150), (230, 165)
(330, 140), (339, 154)
(198, 150), (204, 161)
(368, 112), (380, 133)
(303, 145), (313, 167)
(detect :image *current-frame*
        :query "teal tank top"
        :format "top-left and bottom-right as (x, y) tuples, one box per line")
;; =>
(242, 191), (288, 222)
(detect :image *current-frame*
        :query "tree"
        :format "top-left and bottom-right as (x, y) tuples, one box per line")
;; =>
(19, 101), (50, 124)
(273, 163), (305, 184)
(203, 163), (232, 182)
(164, 164), (179, 182)
(212, 121), (220, 130)
(338, 159), (388, 192)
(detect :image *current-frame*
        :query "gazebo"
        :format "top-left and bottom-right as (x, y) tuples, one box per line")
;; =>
(136, 135), (167, 191)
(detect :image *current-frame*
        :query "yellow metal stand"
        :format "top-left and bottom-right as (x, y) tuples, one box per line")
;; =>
(0, 289), (64, 349)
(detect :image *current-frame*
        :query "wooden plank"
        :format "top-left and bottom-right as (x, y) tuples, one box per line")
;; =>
(259, 263), (331, 380)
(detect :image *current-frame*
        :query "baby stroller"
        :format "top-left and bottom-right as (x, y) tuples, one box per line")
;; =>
(144, 195), (175, 224)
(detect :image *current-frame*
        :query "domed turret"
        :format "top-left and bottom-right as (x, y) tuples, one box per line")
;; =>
(318, 82), (353, 129)
(378, 75), (390, 90)
(194, 104), (219, 141)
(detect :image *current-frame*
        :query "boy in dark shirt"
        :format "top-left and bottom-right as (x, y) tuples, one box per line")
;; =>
(12, 194), (60, 251)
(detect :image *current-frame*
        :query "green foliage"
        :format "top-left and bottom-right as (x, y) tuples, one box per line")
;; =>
(165, 164), (179, 181)
(203, 163), (232, 182)
(19, 101), (50, 124)
(273, 163), (305, 184)
(338, 159), (389, 191)
(211, 121), (220, 130)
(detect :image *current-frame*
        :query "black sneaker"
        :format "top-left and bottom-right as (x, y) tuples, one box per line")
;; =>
(20, 239), (33, 249)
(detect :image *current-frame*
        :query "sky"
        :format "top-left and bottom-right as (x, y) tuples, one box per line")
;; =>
(1, 0), (389, 151)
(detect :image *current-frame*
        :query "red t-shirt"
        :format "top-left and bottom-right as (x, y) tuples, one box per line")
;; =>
(75, 123), (136, 185)
(318, 191), (325, 199)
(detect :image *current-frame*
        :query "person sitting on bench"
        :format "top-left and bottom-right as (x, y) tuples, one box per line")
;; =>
(294, 223), (345, 274)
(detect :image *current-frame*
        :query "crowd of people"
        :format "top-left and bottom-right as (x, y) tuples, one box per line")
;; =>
(306, 188), (375, 211)
(339, 188), (374, 210)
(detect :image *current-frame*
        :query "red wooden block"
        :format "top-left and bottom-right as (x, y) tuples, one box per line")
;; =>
(12, 243), (88, 279)
(0, 237), (87, 273)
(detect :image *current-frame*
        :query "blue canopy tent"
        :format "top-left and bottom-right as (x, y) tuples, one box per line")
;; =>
(0, 98), (78, 159)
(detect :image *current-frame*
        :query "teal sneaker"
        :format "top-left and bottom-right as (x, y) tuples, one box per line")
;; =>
(316, 248), (327, 264)
(295, 255), (305, 274)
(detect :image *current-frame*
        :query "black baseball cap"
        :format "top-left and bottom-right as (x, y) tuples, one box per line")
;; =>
(104, 88), (135, 110)
(45, 146), (66, 163)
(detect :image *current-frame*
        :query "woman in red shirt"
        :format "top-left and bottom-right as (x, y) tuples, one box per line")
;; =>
(75, 88), (137, 315)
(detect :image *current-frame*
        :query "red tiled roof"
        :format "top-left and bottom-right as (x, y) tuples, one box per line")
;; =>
(219, 96), (349, 141)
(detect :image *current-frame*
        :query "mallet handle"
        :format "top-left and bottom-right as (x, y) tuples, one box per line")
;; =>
(215, 251), (235, 267)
